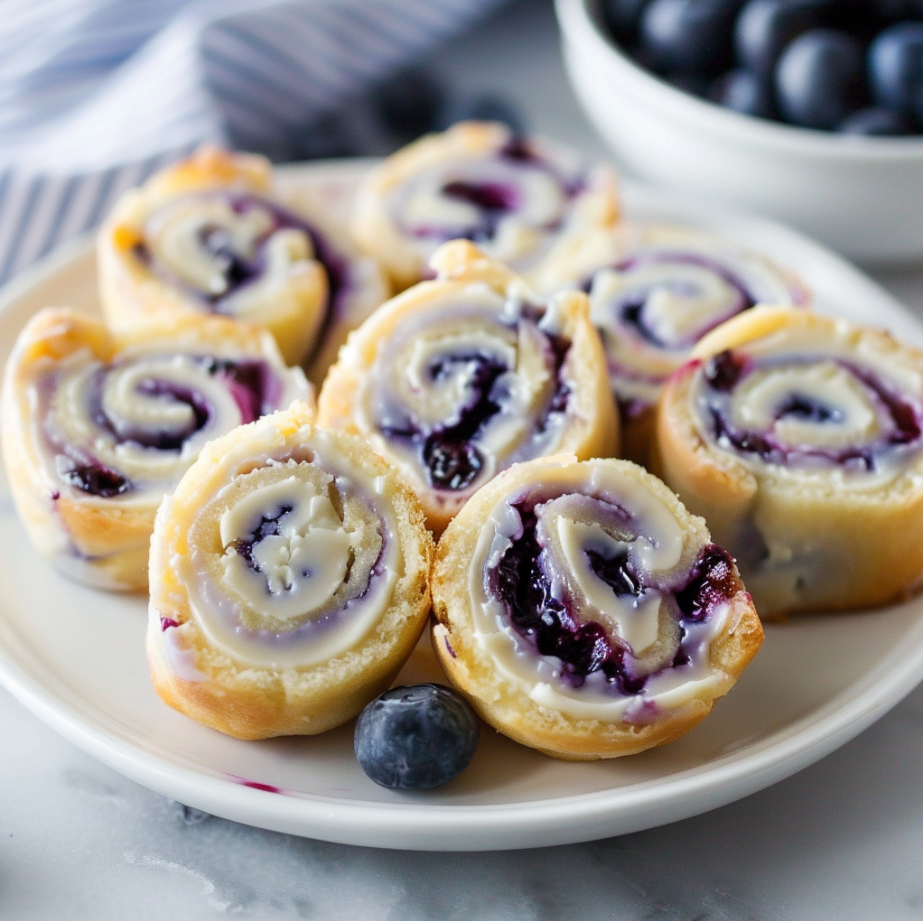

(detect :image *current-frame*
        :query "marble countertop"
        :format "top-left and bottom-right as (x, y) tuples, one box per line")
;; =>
(4, 2), (923, 918)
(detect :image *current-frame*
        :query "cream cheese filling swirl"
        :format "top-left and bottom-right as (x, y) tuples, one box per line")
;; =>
(175, 441), (402, 669)
(466, 462), (738, 721)
(389, 152), (578, 270)
(358, 288), (572, 501)
(694, 344), (923, 481)
(590, 244), (800, 416)
(42, 351), (285, 500)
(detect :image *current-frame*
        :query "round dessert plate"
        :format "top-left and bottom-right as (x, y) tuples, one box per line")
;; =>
(2, 160), (923, 851)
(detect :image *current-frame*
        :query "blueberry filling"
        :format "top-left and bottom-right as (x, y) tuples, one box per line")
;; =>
(674, 544), (738, 624)
(382, 321), (572, 492)
(702, 350), (923, 469)
(491, 500), (739, 695)
(231, 504), (294, 573)
(57, 458), (129, 497)
(200, 357), (276, 423)
(134, 192), (349, 365)
(493, 503), (644, 694)
(610, 253), (755, 350)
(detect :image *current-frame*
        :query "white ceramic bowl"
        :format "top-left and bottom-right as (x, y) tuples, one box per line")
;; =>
(556, 0), (923, 265)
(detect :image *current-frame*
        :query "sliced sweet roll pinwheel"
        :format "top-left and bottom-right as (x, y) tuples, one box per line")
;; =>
(0, 309), (311, 591)
(431, 455), (763, 760)
(98, 146), (389, 379)
(350, 120), (619, 290)
(147, 402), (433, 740)
(317, 240), (619, 533)
(530, 223), (809, 464)
(655, 306), (923, 616)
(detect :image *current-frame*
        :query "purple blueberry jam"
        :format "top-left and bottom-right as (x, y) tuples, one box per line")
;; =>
(134, 192), (349, 366)
(381, 316), (572, 492)
(57, 458), (129, 497)
(606, 252), (756, 351)
(231, 504), (294, 577)
(702, 350), (923, 470)
(160, 616), (180, 631)
(490, 497), (739, 695)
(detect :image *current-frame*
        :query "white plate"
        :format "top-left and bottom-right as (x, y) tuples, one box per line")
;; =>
(2, 160), (923, 852)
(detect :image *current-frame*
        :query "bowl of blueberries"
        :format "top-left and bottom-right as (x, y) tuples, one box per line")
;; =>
(556, 0), (923, 263)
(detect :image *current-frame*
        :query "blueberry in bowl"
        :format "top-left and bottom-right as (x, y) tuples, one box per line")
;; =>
(557, 0), (923, 263)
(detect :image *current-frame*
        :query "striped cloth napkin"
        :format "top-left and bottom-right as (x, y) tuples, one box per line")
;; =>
(0, 0), (505, 285)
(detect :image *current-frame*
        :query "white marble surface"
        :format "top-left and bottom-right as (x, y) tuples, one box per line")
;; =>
(4, 1), (923, 918)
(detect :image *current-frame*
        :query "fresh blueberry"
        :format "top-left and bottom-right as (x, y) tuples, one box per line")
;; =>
(354, 684), (479, 790)
(734, 0), (832, 75)
(372, 67), (445, 141)
(638, 0), (746, 73)
(774, 28), (866, 128)
(839, 105), (913, 133)
(711, 68), (778, 117)
(603, 0), (655, 45)
(868, 22), (923, 114)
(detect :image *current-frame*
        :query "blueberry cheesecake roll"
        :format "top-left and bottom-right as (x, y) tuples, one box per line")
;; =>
(99, 145), (389, 378)
(431, 455), (762, 761)
(350, 120), (619, 290)
(147, 402), (433, 740)
(317, 240), (619, 533)
(0, 308), (311, 591)
(654, 306), (923, 616)
(531, 223), (809, 464)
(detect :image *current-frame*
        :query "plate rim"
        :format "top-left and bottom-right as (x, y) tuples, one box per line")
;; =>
(2, 160), (923, 850)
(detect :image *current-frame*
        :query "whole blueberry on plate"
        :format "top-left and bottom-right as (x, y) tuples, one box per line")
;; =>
(734, 0), (832, 75)
(868, 22), (923, 114)
(775, 28), (866, 128)
(639, 0), (745, 73)
(354, 684), (479, 790)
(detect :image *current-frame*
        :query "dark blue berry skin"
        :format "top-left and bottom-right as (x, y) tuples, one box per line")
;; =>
(603, 0), (654, 45)
(839, 105), (913, 134)
(868, 22), (923, 114)
(639, 0), (746, 74)
(774, 29), (867, 128)
(734, 0), (832, 75)
(711, 67), (778, 117)
(354, 684), (479, 790)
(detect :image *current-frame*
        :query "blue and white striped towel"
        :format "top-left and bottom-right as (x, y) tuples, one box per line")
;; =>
(0, 0), (505, 285)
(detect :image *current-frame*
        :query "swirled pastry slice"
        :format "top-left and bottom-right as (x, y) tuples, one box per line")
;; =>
(99, 146), (389, 376)
(654, 306), (923, 616)
(432, 455), (762, 760)
(147, 402), (433, 740)
(532, 222), (809, 464)
(317, 240), (619, 533)
(350, 120), (619, 290)
(0, 309), (311, 591)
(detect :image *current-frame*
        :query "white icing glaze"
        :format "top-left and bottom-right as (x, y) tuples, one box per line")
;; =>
(358, 290), (570, 501)
(177, 434), (403, 670)
(466, 461), (719, 720)
(392, 156), (569, 269)
(38, 349), (307, 506)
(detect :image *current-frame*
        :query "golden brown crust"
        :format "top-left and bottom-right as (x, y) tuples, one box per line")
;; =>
(430, 455), (763, 760)
(1, 307), (310, 592)
(317, 241), (619, 534)
(99, 146), (328, 367)
(146, 403), (435, 739)
(350, 121), (619, 291)
(653, 306), (923, 616)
